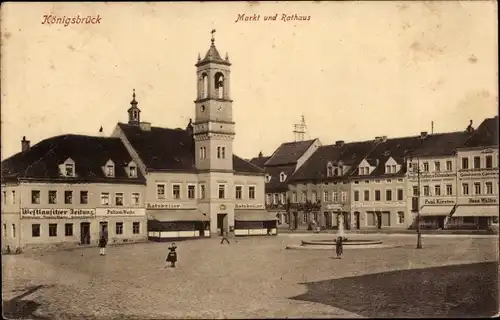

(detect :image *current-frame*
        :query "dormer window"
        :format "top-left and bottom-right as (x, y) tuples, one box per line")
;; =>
(65, 163), (74, 176)
(104, 160), (115, 177)
(327, 162), (334, 177)
(279, 172), (287, 182)
(265, 174), (271, 183)
(127, 161), (137, 178)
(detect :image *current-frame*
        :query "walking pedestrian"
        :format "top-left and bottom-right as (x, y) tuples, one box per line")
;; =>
(98, 235), (107, 256)
(335, 236), (343, 259)
(220, 229), (230, 244)
(166, 243), (178, 268)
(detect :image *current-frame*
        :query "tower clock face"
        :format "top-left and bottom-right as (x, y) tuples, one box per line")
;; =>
(200, 105), (205, 112)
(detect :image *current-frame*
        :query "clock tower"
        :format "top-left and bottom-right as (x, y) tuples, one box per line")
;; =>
(193, 30), (235, 172)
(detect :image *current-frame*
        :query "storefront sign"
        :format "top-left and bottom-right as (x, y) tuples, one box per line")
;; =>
(423, 198), (455, 205)
(458, 197), (498, 205)
(325, 204), (342, 210)
(352, 201), (405, 208)
(146, 202), (183, 209)
(458, 168), (499, 180)
(408, 172), (456, 182)
(235, 203), (265, 210)
(21, 208), (96, 219)
(96, 208), (145, 217)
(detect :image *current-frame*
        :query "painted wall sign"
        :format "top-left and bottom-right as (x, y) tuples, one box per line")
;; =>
(146, 203), (183, 210)
(458, 197), (498, 205)
(96, 208), (146, 216)
(352, 201), (405, 208)
(458, 169), (499, 180)
(408, 172), (456, 181)
(422, 198), (455, 205)
(235, 203), (265, 210)
(325, 204), (343, 210)
(21, 208), (96, 219)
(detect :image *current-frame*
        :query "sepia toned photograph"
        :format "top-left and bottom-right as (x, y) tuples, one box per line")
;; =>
(1, 1), (498, 319)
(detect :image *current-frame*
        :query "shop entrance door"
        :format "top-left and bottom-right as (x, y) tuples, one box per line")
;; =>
(99, 221), (108, 239)
(354, 212), (361, 230)
(217, 213), (227, 236)
(80, 222), (91, 245)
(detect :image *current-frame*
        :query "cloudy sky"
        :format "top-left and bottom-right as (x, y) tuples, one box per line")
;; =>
(1, 1), (498, 160)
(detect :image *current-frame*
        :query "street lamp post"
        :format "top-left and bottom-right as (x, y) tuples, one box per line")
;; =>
(411, 156), (423, 249)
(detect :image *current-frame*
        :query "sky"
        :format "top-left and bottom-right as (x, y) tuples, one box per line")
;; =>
(1, 1), (498, 161)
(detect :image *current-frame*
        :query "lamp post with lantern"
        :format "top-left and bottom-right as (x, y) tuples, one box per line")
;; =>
(409, 155), (423, 249)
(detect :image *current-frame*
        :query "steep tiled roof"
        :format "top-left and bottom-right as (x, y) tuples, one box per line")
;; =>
(264, 165), (295, 193)
(410, 131), (473, 157)
(1, 134), (146, 184)
(352, 136), (423, 178)
(249, 155), (271, 169)
(463, 116), (499, 148)
(118, 123), (263, 174)
(289, 140), (377, 183)
(265, 139), (316, 167)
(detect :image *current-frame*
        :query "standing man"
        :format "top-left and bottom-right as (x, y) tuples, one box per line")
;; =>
(98, 235), (107, 256)
(220, 229), (230, 244)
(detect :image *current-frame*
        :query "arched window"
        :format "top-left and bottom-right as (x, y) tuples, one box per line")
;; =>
(214, 72), (224, 99)
(202, 73), (208, 99)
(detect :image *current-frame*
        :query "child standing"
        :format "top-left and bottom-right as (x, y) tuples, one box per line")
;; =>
(166, 243), (178, 268)
(335, 236), (343, 259)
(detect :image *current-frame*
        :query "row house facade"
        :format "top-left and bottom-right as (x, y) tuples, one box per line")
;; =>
(250, 139), (321, 227)
(1, 135), (148, 252)
(405, 130), (473, 229)
(287, 139), (377, 230)
(453, 117), (499, 230)
(350, 135), (423, 230)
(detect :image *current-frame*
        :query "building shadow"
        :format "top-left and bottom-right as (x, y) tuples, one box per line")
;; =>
(290, 261), (498, 318)
(2, 284), (52, 320)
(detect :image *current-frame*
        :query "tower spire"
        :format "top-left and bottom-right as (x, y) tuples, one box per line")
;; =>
(131, 88), (137, 105)
(127, 88), (141, 125)
(211, 29), (216, 45)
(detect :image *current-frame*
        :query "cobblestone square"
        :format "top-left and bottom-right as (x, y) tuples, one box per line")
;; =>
(2, 234), (499, 319)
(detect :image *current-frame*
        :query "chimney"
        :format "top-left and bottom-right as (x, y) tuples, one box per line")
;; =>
(382, 136), (388, 142)
(98, 126), (104, 137)
(258, 151), (263, 158)
(21, 136), (30, 152)
(139, 122), (151, 131)
(335, 140), (345, 148)
(420, 131), (428, 139)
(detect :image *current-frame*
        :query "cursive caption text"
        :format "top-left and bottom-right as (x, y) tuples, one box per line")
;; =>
(42, 15), (102, 27)
(235, 13), (311, 23)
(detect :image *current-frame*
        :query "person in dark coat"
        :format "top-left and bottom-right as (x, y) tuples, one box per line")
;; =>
(98, 236), (107, 256)
(166, 243), (178, 268)
(220, 230), (230, 244)
(335, 236), (343, 259)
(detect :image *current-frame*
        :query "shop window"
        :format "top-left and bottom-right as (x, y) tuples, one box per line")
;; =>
(463, 217), (475, 224)
(80, 191), (88, 204)
(397, 212), (404, 224)
(492, 216), (499, 224)
(115, 222), (124, 235)
(32, 224), (40, 237)
(64, 191), (73, 204)
(31, 190), (40, 204)
(49, 224), (57, 237)
(65, 223), (73, 236)
(49, 190), (57, 204)
(133, 222), (140, 234)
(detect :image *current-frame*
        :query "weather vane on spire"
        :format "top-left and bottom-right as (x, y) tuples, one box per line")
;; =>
(132, 88), (136, 100)
(211, 29), (216, 44)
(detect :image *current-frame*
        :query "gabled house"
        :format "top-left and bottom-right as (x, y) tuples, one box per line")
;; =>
(249, 138), (321, 225)
(287, 139), (377, 230)
(1, 134), (147, 251)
